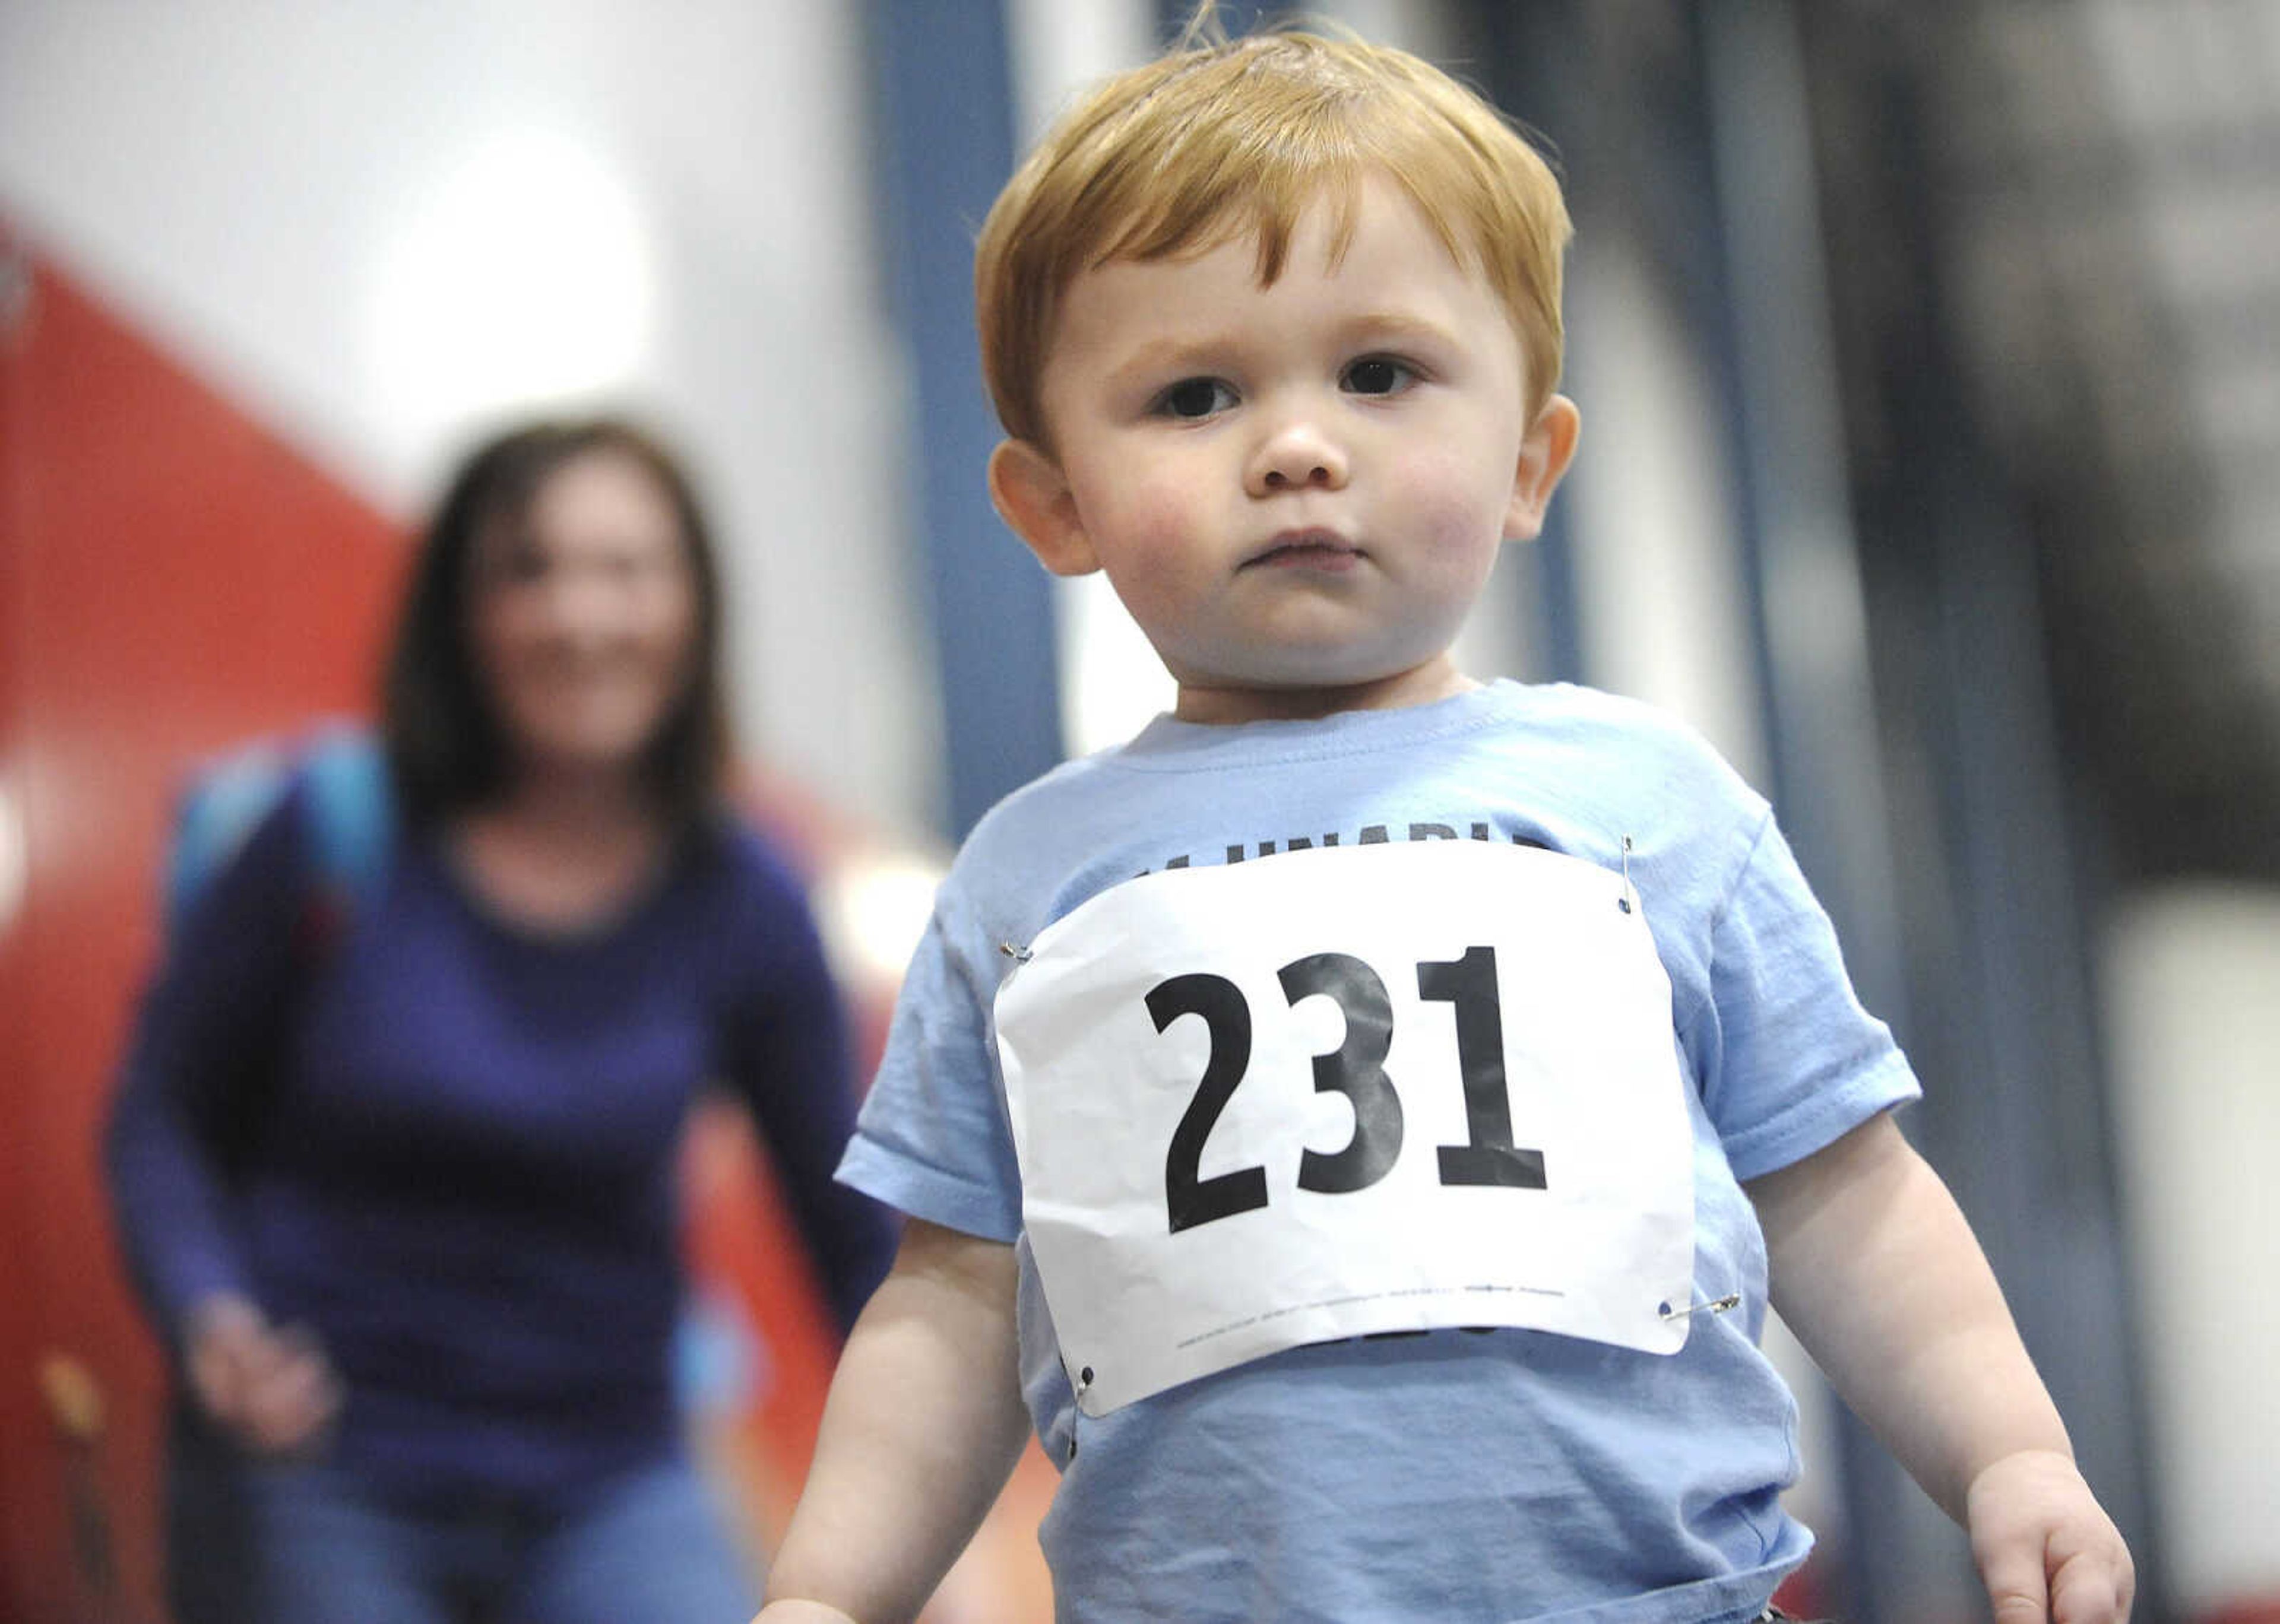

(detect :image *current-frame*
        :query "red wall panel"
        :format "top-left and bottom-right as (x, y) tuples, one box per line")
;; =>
(0, 231), (402, 1623)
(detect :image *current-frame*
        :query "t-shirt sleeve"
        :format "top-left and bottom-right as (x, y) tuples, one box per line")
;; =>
(1687, 811), (1921, 1181)
(837, 887), (1024, 1243)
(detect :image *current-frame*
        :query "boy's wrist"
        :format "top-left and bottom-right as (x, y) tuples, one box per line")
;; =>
(1965, 1445), (2080, 1503)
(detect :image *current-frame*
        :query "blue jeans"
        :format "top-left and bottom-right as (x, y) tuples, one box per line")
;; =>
(242, 1456), (759, 1624)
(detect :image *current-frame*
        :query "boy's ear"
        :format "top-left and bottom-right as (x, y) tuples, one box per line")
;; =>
(989, 439), (1100, 577)
(1503, 394), (1582, 543)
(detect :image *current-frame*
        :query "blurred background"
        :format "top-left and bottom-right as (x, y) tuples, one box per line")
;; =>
(2, 2), (2275, 1622)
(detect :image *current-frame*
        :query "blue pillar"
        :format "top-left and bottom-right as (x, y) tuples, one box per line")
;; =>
(1463, 2), (1597, 686)
(867, 0), (1063, 838)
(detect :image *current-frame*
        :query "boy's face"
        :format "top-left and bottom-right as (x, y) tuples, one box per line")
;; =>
(992, 174), (1577, 725)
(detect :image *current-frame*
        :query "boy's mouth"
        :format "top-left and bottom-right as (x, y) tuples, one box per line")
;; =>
(1246, 529), (1363, 570)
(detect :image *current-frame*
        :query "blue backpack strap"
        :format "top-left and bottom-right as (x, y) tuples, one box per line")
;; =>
(297, 725), (393, 909)
(165, 739), (296, 932)
(163, 724), (393, 936)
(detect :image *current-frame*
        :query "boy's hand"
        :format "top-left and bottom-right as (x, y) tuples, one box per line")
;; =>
(751, 1604), (861, 1624)
(1966, 1449), (2134, 1624)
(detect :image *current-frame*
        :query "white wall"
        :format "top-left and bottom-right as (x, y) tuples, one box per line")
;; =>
(0, 0), (943, 836)
(1561, 240), (1768, 784)
(2104, 885), (2280, 1613)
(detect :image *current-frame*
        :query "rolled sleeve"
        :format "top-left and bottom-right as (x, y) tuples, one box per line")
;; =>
(1689, 813), (1923, 1182)
(837, 903), (1024, 1242)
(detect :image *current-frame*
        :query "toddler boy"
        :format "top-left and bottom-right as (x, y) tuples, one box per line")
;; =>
(758, 21), (2132, 1624)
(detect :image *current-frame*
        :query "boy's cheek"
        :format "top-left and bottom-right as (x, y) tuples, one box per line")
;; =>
(1092, 481), (1208, 559)
(1096, 551), (1185, 625)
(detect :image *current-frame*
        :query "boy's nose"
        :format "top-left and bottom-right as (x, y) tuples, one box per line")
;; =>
(1246, 418), (1348, 496)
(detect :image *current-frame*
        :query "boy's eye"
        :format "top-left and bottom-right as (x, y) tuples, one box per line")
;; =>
(1342, 356), (1416, 396)
(1152, 378), (1238, 420)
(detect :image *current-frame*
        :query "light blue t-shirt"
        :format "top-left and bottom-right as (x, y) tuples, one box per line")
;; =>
(840, 681), (1919, 1624)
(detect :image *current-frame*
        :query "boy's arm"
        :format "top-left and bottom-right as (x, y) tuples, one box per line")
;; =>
(757, 1217), (1032, 1624)
(1746, 1113), (2133, 1624)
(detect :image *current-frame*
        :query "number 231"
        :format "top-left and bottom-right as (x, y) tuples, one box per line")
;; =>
(1149, 944), (1546, 1235)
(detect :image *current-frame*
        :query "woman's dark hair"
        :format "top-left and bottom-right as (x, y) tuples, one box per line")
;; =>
(382, 416), (732, 829)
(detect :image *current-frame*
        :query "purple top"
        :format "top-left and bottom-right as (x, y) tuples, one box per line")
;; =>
(107, 779), (894, 1512)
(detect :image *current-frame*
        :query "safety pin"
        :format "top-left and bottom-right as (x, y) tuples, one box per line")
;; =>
(999, 941), (1033, 962)
(1619, 836), (1636, 914)
(1660, 1295), (1741, 1322)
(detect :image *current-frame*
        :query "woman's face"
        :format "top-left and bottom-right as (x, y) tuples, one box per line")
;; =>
(467, 447), (700, 785)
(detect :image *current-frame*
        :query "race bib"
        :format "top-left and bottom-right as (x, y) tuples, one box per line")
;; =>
(995, 838), (1696, 1417)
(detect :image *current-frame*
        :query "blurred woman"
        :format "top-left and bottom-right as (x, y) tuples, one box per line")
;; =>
(107, 417), (894, 1623)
